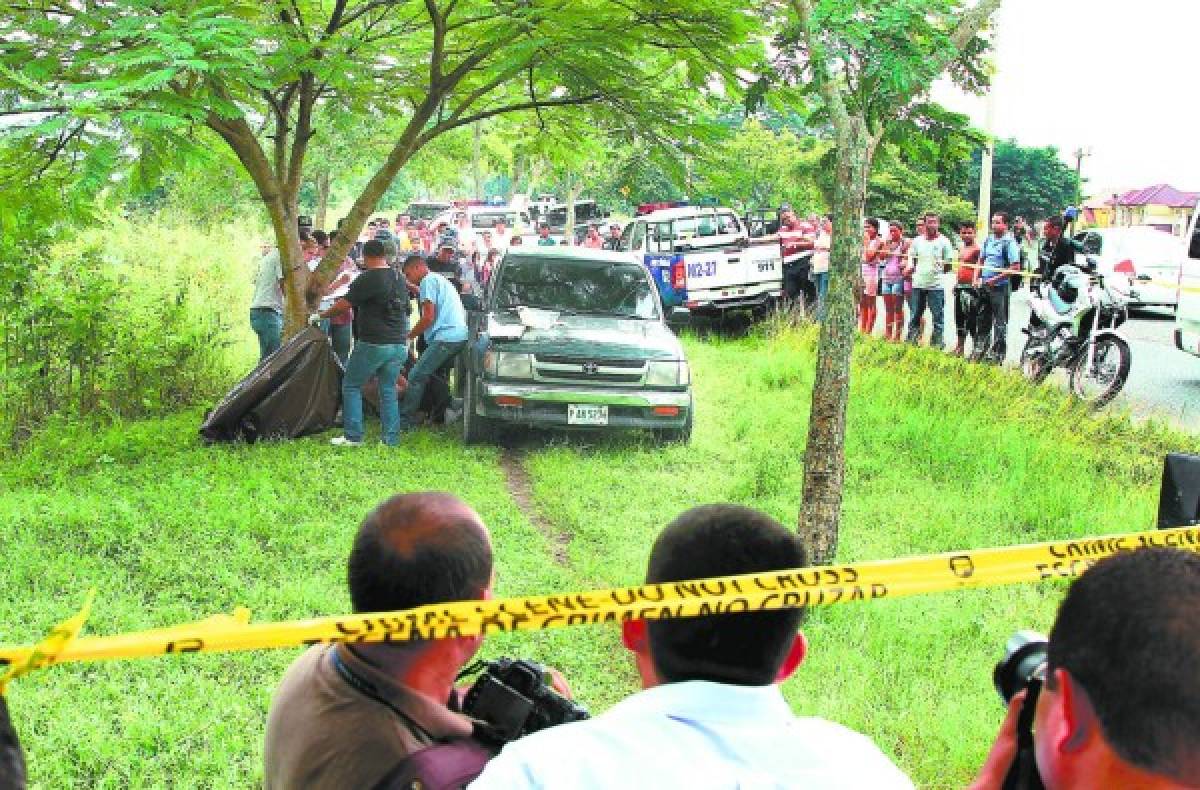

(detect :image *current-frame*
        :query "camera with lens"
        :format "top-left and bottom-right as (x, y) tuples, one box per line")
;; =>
(458, 657), (589, 744)
(992, 631), (1049, 790)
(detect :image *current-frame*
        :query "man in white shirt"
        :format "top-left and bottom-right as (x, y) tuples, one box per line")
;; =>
(470, 504), (914, 790)
(904, 212), (955, 349)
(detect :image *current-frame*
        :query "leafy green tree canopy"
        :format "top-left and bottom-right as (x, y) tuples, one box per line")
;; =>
(2, 0), (761, 327)
(963, 139), (1080, 224)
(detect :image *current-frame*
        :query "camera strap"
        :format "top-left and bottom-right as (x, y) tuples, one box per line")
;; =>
(329, 646), (436, 743)
(1003, 676), (1046, 790)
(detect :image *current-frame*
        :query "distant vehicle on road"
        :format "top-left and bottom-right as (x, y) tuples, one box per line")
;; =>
(461, 247), (693, 444)
(1072, 226), (1184, 308)
(619, 202), (783, 319)
(1175, 208), (1200, 358)
(404, 200), (452, 221)
(544, 199), (608, 233)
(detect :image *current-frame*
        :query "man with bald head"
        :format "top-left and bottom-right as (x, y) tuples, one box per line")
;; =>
(263, 492), (493, 790)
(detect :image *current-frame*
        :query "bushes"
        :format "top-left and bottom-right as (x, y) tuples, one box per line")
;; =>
(0, 218), (258, 446)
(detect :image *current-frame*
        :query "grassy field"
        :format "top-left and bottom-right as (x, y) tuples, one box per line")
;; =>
(1, 326), (1191, 788)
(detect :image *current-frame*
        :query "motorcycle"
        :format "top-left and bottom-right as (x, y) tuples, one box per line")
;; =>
(1019, 257), (1132, 408)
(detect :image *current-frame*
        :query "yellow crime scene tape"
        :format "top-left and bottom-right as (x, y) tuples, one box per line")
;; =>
(1, 527), (1198, 682)
(953, 261), (1200, 294)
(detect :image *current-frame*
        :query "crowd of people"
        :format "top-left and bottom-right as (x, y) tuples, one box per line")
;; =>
(780, 208), (1071, 364)
(2, 498), (1196, 789)
(246, 208), (634, 447)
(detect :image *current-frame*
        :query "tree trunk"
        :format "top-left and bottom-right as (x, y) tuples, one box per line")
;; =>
(564, 172), (580, 245)
(798, 119), (873, 565)
(315, 168), (331, 231)
(206, 111), (309, 334)
(314, 94), (441, 283)
(472, 121), (483, 198)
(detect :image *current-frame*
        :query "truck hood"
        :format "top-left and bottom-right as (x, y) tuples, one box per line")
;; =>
(486, 310), (684, 360)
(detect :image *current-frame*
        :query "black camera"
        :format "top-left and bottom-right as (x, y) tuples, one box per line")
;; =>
(459, 658), (589, 744)
(994, 630), (1048, 704)
(992, 631), (1049, 790)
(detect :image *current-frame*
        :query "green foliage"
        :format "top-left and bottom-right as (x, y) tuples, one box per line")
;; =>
(691, 119), (826, 214)
(963, 139), (1081, 223)
(0, 218), (256, 445)
(868, 145), (976, 228)
(775, 0), (995, 130)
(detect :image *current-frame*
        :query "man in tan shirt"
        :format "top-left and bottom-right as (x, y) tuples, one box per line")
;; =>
(263, 492), (493, 790)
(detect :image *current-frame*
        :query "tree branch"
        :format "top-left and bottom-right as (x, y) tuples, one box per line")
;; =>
(789, 0), (851, 135)
(0, 106), (69, 117)
(417, 93), (603, 144)
(30, 120), (85, 180)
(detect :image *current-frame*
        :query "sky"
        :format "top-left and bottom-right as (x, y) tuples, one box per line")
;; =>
(932, 0), (1199, 198)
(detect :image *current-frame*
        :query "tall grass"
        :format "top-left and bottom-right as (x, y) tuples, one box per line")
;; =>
(0, 325), (1192, 788)
(0, 218), (259, 446)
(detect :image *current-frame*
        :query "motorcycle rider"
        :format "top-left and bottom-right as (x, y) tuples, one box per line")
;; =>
(1027, 215), (1077, 332)
(1036, 215), (1076, 283)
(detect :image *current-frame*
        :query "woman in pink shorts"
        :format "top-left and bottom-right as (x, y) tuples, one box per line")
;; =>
(880, 222), (909, 341)
(859, 218), (884, 334)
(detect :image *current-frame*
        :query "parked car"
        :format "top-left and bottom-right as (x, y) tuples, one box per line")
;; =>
(461, 247), (693, 443)
(1072, 226), (1185, 308)
(1175, 210), (1200, 357)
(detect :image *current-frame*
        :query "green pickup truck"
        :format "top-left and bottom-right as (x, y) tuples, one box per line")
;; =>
(461, 247), (693, 444)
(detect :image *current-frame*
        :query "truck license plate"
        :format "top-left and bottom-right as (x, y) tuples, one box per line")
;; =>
(568, 404), (608, 425)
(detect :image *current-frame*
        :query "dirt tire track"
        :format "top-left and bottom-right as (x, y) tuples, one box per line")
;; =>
(499, 447), (572, 566)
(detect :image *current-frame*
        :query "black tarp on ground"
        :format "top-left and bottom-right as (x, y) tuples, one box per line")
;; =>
(201, 327), (342, 443)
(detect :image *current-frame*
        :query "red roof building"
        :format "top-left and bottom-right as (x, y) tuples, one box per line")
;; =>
(1108, 184), (1199, 236)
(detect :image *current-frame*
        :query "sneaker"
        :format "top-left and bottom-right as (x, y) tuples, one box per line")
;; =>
(330, 436), (363, 447)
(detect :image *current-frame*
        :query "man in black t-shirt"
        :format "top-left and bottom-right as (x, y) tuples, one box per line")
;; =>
(315, 239), (410, 447)
(1036, 215), (1075, 284)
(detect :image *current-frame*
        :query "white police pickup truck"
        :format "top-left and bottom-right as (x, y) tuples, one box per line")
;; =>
(617, 202), (784, 317)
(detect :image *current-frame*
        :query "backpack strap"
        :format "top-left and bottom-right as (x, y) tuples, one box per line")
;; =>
(370, 737), (497, 790)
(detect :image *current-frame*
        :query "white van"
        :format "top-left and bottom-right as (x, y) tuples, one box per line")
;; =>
(1175, 205), (1200, 357)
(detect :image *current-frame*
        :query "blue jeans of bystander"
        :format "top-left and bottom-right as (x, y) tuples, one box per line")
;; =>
(398, 340), (466, 430)
(813, 271), (830, 320)
(906, 287), (945, 348)
(342, 341), (407, 445)
(249, 308), (283, 363)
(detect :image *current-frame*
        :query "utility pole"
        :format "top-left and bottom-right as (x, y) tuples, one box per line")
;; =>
(1072, 146), (1091, 207)
(976, 86), (996, 231)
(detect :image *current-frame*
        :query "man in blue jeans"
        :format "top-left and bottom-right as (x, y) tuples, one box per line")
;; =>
(399, 255), (468, 433)
(315, 240), (410, 447)
(976, 212), (1022, 364)
(905, 212), (955, 348)
(250, 244), (286, 362)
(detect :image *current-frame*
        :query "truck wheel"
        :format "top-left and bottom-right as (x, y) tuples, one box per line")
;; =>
(462, 375), (496, 445)
(654, 402), (693, 444)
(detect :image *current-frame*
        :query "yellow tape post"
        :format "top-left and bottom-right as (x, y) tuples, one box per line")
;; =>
(0, 529), (1197, 674)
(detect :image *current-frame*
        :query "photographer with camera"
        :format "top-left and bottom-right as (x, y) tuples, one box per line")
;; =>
(471, 504), (913, 789)
(972, 548), (1200, 790)
(264, 492), (532, 790)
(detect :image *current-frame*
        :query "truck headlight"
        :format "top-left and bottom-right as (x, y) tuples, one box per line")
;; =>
(646, 360), (689, 387)
(484, 350), (533, 379)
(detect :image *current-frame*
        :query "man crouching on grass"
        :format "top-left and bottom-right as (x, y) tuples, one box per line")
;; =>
(470, 504), (914, 789)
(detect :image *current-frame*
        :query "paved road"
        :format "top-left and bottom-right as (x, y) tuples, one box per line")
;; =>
(690, 289), (1200, 434)
(892, 289), (1200, 434)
